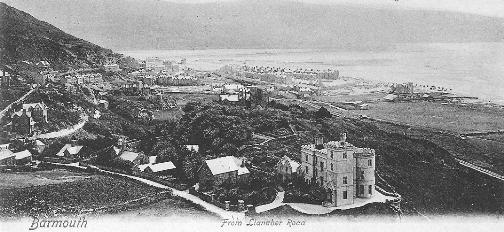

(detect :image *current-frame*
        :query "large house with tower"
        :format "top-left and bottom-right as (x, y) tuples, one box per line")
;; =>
(299, 133), (376, 207)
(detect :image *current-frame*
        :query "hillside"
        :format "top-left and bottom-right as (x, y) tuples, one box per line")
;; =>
(170, 102), (504, 215)
(3, 0), (504, 50)
(0, 2), (119, 70)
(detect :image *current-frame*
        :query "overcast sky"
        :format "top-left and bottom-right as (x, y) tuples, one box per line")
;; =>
(164, 0), (504, 18)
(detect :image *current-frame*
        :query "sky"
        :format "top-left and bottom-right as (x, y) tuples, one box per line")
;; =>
(163, 0), (504, 18)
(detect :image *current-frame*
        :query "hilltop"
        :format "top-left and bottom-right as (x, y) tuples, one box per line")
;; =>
(0, 2), (120, 70)
(3, 0), (504, 50)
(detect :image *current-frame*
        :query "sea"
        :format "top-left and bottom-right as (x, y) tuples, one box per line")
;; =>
(121, 42), (504, 104)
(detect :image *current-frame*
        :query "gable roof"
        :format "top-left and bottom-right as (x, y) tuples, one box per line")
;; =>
(118, 151), (141, 162)
(0, 149), (14, 160)
(147, 162), (176, 173)
(13, 150), (32, 160)
(279, 156), (300, 173)
(22, 103), (46, 111)
(56, 144), (83, 157)
(205, 156), (249, 176)
(138, 163), (150, 172)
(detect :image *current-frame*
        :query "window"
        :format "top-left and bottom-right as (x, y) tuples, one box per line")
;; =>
(330, 151), (333, 159)
(369, 185), (373, 195)
(368, 159), (372, 167)
(286, 166), (289, 172)
(343, 152), (347, 159)
(306, 155), (308, 162)
(320, 162), (324, 172)
(343, 191), (348, 199)
(305, 166), (308, 173)
(331, 163), (333, 171)
(360, 171), (364, 180)
(343, 176), (348, 184)
(359, 185), (364, 195)
(320, 177), (324, 184)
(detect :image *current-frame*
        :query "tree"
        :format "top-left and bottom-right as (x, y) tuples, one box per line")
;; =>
(315, 107), (331, 119)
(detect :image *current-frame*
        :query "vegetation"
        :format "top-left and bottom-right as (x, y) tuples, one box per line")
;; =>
(0, 174), (168, 217)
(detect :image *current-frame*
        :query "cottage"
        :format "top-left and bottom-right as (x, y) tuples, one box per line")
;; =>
(13, 150), (33, 165)
(56, 143), (84, 160)
(104, 64), (121, 72)
(114, 151), (149, 168)
(276, 155), (300, 183)
(12, 103), (48, 123)
(0, 149), (15, 166)
(144, 161), (176, 175)
(34, 140), (46, 154)
(0, 143), (10, 151)
(198, 156), (250, 191)
(11, 109), (35, 135)
(1, 69), (11, 87)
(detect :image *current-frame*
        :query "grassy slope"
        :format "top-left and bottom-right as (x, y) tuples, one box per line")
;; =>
(0, 2), (118, 69)
(0, 174), (169, 218)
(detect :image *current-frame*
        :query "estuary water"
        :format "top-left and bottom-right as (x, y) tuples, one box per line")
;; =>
(122, 42), (504, 104)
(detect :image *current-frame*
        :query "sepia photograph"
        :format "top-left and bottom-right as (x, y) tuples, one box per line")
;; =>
(0, 0), (503, 231)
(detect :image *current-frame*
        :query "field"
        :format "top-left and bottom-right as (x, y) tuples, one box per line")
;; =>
(0, 170), (208, 218)
(153, 108), (184, 121)
(107, 196), (218, 219)
(353, 101), (504, 134)
(0, 169), (93, 189)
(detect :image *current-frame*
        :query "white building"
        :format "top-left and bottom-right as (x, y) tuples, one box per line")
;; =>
(300, 133), (376, 207)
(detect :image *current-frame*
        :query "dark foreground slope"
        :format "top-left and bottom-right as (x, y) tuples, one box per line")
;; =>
(0, 2), (119, 69)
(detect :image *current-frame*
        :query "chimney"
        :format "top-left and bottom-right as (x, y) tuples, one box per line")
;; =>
(70, 139), (78, 146)
(340, 133), (347, 143)
(118, 139), (126, 151)
(240, 157), (247, 167)
(315, 133), (324, 150)
(340, 133), (347, 146)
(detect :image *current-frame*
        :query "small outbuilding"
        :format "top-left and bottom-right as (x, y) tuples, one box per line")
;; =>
(144, 161), (176, 175)
(0, 149), (15, 166)
(13, 150), (33, 165)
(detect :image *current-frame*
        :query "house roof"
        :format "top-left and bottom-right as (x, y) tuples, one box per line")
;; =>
(138, 164), (150, 172)
(0, 149), (14, 160)
(205, 156), (249, 176)
(149, 156), (157, 164)
(22, 103), (46, 110)
(148, 162), (176, 173)
(56, 144), (83, 157)
(35, 140), (45, 146)
(13, 150), (32, 160)
(280, 156), (300, 173)
(118, 151), (140, 162)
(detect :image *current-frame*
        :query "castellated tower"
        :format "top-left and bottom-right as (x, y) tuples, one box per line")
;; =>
(300, 132), (377, 207)
(355, 148), (376, 198)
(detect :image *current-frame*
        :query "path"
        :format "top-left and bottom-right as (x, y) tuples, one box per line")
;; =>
(84, 164), (245, 219)
(0, 88), (36, 120)
(33, 114), (89, 139)
(255, 191), (285, 213)
(256, 189), (396, 215)
(455, 158), (504, 182)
